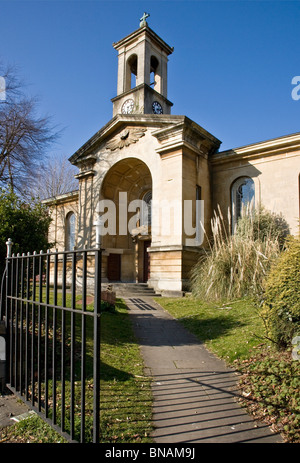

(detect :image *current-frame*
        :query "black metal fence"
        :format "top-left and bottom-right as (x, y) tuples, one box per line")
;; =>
(0, 247), (101, 443)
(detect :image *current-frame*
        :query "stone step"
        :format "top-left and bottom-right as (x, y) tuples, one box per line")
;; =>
(106, 283), (160, 297)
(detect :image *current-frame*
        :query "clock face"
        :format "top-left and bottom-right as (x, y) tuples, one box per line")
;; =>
(152, 101), (163, 114)
(121, 99), (134, 114)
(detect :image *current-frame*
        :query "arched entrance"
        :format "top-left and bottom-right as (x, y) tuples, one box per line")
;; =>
(100, 158), (152, 283)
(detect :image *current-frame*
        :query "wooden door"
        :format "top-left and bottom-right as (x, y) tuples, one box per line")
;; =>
(143, 240), (151, 283)
(107, 254), (121, 281)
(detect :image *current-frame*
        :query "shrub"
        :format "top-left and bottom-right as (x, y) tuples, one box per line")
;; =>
(235, 204), (289, 249)
(191, 205), (284, 302)
(262, 236), (300, 349)
(100, 301), (115, 313)
(0, 187), (52, 275)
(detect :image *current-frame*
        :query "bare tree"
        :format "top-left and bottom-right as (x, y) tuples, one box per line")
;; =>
(0, 61), (59, 192)
(32, 153), (79, 200)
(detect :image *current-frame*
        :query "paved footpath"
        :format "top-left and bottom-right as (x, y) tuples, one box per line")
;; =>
(125, 297), (283, 444)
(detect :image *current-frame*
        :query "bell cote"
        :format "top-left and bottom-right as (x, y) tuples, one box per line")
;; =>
(111, 14), (174, 116)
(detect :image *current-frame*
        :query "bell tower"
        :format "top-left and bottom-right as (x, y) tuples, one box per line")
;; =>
(111, 13), (174, 116)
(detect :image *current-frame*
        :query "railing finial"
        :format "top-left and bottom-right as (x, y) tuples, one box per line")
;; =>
(6, 238), (13, 258)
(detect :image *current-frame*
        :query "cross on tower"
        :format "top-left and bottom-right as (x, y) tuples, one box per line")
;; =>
(140, 12), (150, 27)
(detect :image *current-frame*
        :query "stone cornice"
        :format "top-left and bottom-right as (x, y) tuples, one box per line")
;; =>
(111, 83), (173, 107)
(153, 118), (221, 157)
(74, 169), (96, 180)
(112, 25), (174, 56)
(211, 132), (300, 165)
(42, 190), (79, 206)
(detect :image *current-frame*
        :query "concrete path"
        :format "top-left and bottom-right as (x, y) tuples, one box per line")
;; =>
(125, 297), (283, 444)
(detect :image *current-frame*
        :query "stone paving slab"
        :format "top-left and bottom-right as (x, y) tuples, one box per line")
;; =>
(125, 297), (283, 444)
(0, 391), (31, 429)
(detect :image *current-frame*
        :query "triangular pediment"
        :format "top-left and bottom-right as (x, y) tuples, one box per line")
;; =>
(69, 114), (221, 167)
(68, 115), (188, 165)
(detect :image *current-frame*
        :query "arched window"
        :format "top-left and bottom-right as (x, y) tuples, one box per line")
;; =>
(150, 55), (159, 89)
(66, 212), (76, 250)
(231, 177), (255, 232)
(126, 54), (138, 91)
(141, 191), (152, 227)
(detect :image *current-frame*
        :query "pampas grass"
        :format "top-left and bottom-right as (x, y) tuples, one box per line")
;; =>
(191, 205), (288, 302)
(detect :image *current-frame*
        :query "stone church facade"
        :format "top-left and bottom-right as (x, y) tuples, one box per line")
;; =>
(44, 18), (300, 296)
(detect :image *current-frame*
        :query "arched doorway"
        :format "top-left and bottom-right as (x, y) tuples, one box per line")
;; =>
(100, 158), (152, 283)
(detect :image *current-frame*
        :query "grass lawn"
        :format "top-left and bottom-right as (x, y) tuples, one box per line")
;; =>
(0, 297), (153, 443)
(156, 296), (264, 364)
(99, 299), (153, 443)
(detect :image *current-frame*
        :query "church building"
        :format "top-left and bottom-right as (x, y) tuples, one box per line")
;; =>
(44, 15), (300, 296)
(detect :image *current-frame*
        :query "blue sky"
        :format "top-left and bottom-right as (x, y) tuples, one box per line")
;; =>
(1, 0), (300, 159)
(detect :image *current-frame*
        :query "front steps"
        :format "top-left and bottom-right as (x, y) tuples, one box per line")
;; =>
(104, 282), (161, 298)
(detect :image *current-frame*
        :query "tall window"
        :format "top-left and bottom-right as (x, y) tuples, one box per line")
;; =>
(142, 191), (152, 227)
(66, 212), (76, 250)
(231, 177), (255, 232)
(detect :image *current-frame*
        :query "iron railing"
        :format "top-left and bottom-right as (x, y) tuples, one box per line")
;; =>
(0, 247), (101, 443)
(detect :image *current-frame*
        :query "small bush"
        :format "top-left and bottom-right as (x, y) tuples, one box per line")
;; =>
(235, 204), (289, 249)
(191, 205), (284, 302)
(262, 236), (300, 349)
(100, 301), (115, 313)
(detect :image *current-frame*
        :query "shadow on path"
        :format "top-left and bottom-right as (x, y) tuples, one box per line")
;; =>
(125, 297), (283, 444)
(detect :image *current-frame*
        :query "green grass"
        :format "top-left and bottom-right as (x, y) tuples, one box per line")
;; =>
(0, 414), (68, 443)
(0, 297), (153, 443)
(156, 296), (264, 363)
(100, 299), (153, 443)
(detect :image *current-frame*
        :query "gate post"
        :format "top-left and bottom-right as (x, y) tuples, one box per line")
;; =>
(0, 239), (13, 392)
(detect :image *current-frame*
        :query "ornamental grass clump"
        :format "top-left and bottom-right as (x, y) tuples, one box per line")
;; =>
(191, 205), (288, 302)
